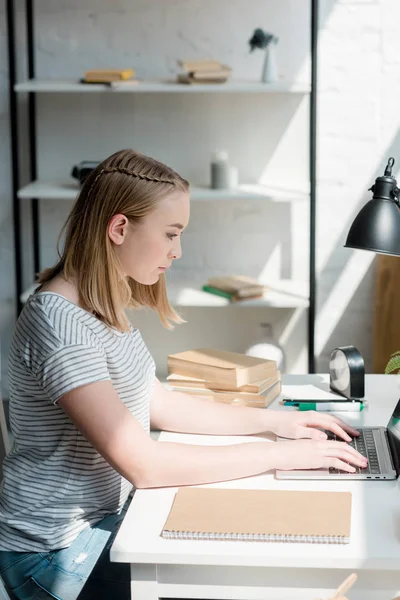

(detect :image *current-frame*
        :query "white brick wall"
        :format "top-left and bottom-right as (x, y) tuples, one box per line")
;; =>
(317, 0), (400, 372)
(1, 0), (398, 392)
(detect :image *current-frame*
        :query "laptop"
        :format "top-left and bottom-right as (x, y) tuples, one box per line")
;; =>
(275, 399), (400, 480)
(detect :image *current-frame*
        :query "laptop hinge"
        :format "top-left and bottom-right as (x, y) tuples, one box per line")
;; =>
(384, 429), (396, 471)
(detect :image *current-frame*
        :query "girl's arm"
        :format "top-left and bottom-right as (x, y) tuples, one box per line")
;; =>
(59, 380), (366, 489)
(150, 377), (272, 435)
(149, 379), (358, 441)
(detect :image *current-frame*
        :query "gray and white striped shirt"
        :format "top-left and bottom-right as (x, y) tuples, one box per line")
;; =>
(0, 292), (155, 552)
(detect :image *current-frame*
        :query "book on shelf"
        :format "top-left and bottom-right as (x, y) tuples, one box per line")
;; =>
(177, 59), (225, 72)
(177, 73), (229, 85)
(167, 348), (276, 387)
(201, 285), (263, 302)
(177, 59), (231, 85)
(82, 68), (135, 82)
(191, 66), (231, 80)
(80, 78), (139, 88)
(202, 275), (267, 302)
(169, 380), (281, 408)
(161, 487), (352, 544)
(166, 371), (280, 393)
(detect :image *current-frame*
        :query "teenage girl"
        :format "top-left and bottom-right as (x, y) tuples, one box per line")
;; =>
(0, 149), (366, 600)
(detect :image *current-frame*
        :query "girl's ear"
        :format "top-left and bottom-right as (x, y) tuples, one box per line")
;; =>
(108, 214), (129, 245)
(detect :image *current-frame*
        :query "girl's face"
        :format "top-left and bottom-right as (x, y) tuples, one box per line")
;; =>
(110, 190), (190, 285)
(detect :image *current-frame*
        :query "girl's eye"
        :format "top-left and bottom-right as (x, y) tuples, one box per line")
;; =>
(167, 233), (178, 240)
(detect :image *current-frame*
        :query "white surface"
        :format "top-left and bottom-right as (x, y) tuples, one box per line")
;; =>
(111, 374), (400, 599)
(20, 279), (309, 309)
(17, 179), (308, 203)
(166, 278), (309, 308)
(281, 383), (350, 401)
(14, 79), (311, 94)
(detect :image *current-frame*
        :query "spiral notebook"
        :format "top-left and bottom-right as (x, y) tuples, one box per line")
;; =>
(161, 487), (352, 544)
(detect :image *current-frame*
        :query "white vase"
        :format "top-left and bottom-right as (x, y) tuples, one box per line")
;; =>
(262, 43), (278, 83)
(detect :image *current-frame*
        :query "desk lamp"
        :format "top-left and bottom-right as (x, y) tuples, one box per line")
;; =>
(345, 157), (400, 255)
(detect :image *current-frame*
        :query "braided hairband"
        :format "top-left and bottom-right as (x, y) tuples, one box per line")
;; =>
(87, 166), (175, 197)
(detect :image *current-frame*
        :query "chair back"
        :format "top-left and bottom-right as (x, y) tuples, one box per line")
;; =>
(0, 577), (14, 600)
(0, 389), (10, 483)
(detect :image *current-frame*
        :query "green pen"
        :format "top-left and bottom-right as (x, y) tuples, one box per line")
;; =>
(297, 401), (364, 412)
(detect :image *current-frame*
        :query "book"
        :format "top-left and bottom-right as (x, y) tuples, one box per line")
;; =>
(167, 348), (277, 387)
(172, 380), (281, 408)
(161, 488), (352, 544)
(191, 66), (231, 80)
(83, 68), (135, 82)
(80, 78), (139, 88)
(205, 275), (267, 299)
(178, 59), (224, 72)
(166, 371), (280, 393)
(202, 285), (263, 302)
(177, 74), (229, 85)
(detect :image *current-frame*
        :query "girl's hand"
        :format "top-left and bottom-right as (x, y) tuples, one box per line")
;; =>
(267, 410), (360, 442)
(269, 438), (368, 473)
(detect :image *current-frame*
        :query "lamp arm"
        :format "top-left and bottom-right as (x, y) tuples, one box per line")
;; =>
(369, 157), (400, 206)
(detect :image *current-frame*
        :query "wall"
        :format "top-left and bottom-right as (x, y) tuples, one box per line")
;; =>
(1, 0), (398, 394)
(316, 0), (400, 372)
(28, 0), (311, 379)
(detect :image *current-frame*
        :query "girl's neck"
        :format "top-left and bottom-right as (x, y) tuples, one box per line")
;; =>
(39, 273), (80, 306)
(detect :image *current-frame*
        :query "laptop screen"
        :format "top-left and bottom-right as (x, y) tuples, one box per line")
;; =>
(386, 399), (400, 476)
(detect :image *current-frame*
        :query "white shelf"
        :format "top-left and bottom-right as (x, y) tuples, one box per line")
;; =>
(167, 278), (309, 308)
(14, 78), (311, 94)
(17, 179), (308, 203)
(21, 280), (309, 309)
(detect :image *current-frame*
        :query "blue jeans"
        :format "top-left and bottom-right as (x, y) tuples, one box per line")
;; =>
(0, 500), (130, 600)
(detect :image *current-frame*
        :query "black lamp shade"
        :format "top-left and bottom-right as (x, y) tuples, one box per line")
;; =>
(345, 198), (400, 256)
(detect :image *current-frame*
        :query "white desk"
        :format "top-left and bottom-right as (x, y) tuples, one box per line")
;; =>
(111, 374), (400, 600)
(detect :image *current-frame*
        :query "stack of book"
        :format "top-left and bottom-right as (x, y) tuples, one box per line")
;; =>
(80, 68), (138, 88)
(202, 275), (267, 302)
(177, 59), (231, 85)
(167, 348), (281, 408)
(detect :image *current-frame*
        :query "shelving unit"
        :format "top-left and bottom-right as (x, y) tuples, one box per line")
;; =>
(17, 179), (308, 203)
(15, 79), (311, 94)
(7, 0), (318, 371)
(21, 279), (309, 309)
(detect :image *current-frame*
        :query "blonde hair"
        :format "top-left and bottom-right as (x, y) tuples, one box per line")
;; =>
(38, 149), (190, 331)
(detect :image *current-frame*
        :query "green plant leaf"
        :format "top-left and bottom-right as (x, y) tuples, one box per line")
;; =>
(385, 355), (400, 374)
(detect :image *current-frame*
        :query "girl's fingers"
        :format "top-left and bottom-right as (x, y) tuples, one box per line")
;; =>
(325, 457), (356, 473)
(329, 418), (360, 437)
(323, 442), (367, 466)
(304, 414), (355, 441)
(322, 421), (352, 442)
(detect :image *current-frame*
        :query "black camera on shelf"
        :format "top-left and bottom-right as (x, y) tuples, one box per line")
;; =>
(71, 161), (101, 185)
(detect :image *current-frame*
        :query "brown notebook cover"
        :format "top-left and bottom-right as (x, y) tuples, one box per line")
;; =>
(166, 371), (280, 394)
(170, 380), (281, 408)
(162, 488), (352, 544)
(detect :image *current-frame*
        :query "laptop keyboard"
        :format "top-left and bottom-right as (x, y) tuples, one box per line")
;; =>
(327, 429), (381, 475)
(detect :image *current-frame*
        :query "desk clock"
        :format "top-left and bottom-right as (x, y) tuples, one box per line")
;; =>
(329, 346), (365, 400)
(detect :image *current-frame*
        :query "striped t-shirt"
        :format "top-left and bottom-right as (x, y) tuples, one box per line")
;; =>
(0, 292), (155, 552)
